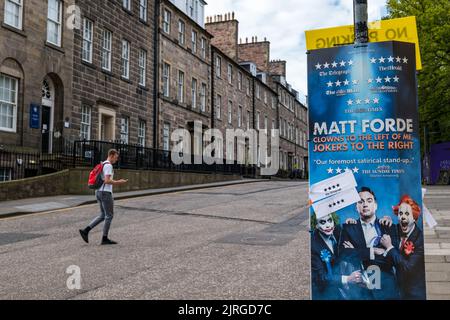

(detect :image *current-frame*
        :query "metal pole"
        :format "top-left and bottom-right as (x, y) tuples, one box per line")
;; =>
(354, 0), (369, 44)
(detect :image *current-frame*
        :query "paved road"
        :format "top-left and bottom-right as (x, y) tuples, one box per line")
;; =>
(424, 186), (450, 300)
(0, 181), (310, 300)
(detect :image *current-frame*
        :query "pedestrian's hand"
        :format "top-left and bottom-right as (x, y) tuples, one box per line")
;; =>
(119, 179), (128, 184)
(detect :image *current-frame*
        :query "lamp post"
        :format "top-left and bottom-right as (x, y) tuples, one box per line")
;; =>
(354, 0), (369, 44)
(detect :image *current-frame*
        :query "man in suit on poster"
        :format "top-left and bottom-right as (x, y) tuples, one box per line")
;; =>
(340, 187), (401, 300)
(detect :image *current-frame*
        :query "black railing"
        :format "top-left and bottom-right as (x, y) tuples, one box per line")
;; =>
(73, 140), (257, 176)
(0, 140), (258, 182)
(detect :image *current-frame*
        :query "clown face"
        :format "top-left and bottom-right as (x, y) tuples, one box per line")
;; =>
(316, 214), (335, 236)
(357, 191), (378, 221)
(398, 203), (415, 234)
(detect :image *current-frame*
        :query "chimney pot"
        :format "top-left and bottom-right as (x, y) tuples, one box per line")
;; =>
(232, 12), (235, 20)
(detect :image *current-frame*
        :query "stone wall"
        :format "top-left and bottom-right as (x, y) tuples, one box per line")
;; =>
(0, 169), (242, 201)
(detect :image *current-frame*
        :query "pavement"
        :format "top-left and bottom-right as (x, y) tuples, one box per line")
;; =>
(423, 186), (450, 300)
(0, 179), (266, 219)
(0, 180), (448, 300)
(0, 180), (310, 300)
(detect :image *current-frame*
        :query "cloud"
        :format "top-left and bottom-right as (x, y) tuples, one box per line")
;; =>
(205, 0), (387, 98)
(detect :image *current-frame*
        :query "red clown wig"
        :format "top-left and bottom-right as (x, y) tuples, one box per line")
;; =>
(393, 195), (421, 221)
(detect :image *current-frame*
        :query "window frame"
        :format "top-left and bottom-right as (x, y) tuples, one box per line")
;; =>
(80, 105), (92, 140)
(120, 116), (130, 144)
(101, 29), (113, 72)
(4, 0), (23, 30)
(139, 0), (148, 22)
(0, 73), (18, 133)
(162, 62), (171, 97)
(191, 78), (197, 109)
(138, 120), (146, 147)
(177, 70), (185, 103)
(139, 49), (147, 87)
(163, 9), (171, 34)
(46, 0), (63, 47)
(178, 19), (185, 45)
(82, 18), (94, 63)
(121, 39), (130, 80)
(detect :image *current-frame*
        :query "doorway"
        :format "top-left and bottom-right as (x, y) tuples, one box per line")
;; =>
(98, 107), (116, 142)
(41, 78), (54, 153)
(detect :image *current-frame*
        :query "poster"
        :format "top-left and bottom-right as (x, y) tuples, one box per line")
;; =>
(308, 41), (426, 300)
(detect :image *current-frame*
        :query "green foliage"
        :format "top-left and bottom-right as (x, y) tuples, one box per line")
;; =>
(386, 0), (450, 148)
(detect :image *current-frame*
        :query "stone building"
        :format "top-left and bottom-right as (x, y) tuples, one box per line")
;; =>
(156, 0), (212, 153)
(0, 0), (76, 155)
(71, 0), (155, 147)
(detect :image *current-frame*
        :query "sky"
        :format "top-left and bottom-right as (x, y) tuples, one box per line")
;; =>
(205, 0), (388, 99)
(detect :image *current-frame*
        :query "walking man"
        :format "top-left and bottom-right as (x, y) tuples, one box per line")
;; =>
(79, 149), (128, 245)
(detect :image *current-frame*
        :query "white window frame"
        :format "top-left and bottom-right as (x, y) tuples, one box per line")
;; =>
(120, 116), (130, 144)
(216, 56), (221, 78)
(82, 18), (93, 63)
(238, 72), (242, 91)
(139, 0), (147, 22)
(139, 49), (147, 87)
(238, 106), (242, 128)
(0, 74), (18, 133)
(200, 83), (206, 112)
(256, 84), (261, 100)
(191, 78), (197, 109)
(227, 64), (233, 84)
(178, 20), (185, 45)
(138, 120), (146, 147)
(46, 0), (63, 47)
(177, 70), (185, 103)
(163, 62), (170, 97)
(121, 39), (130, 79)
(228, 100), (232, 124)
(123, 0), (131, 11)
(191, 30), (197, 53)
(80, 105), (92, 140)
(163, 123), (170, 151)
(101, 29), (112, 71)
(216, 94), (221, 120)
(201, 37), (206, 59)
(256, 112), (260, 130)
(163, 9), (171, 34)
(4, 0), (23, 30)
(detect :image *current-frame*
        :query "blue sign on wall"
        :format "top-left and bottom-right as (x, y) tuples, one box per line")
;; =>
(30, 104), (40, 129)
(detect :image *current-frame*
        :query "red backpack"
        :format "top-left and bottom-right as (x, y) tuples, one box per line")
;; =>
(88, 161), (109, 190)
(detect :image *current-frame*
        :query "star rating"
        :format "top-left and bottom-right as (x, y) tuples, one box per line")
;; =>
(376, 77), (383, 83)
(388, 56), (395, 63)
(327, 168), (334, 174)
(340, 60), (347, 67)
(403, 57), (408, 64)
(345, 168), (352, 173)
(384, 76), (391, 83)
(368, 78), (373, 84)
(396, 56), (402, 63)
(347, 99), (354, 106)
(331, 61), (338, 68)
(327, 81), (333, 87)
(336, 167), (343, 174)
(379, 56), (386, 63)
(323, 62), (330, 69)
(335, 80), (342, 87)
(373, 98), (380, 104)
(348, 60), (354, 66)
(365, 98), (371, 104)
(315, 63), (322, 70)
(393, 76), (399, 83)
(343, 79), (350, 86)
(353, 167), (359, 174)
(370, 57), (377, 64)
(356, 99), (362, 105)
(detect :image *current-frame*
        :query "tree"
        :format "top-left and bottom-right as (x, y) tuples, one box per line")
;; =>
(386, 0), (450, 150)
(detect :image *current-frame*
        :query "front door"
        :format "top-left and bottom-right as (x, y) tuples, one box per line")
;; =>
(41, 106), (51, 153)
(100, 113), (114, 141)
